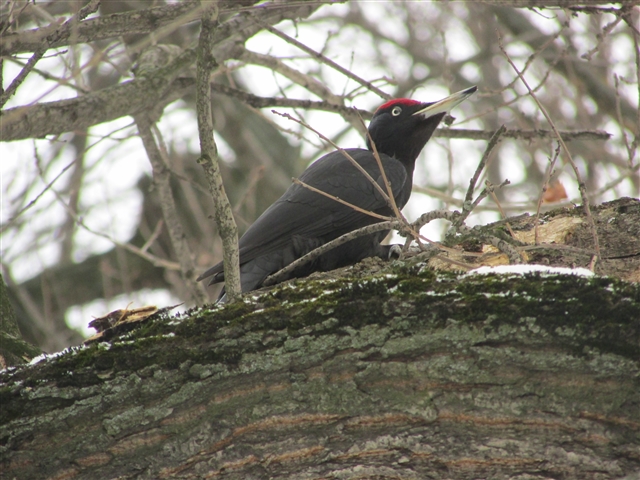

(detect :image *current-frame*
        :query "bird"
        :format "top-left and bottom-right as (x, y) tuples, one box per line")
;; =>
(198, 86), (477, 300)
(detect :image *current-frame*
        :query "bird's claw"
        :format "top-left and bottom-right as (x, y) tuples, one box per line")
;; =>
(388, 244), (403, 260)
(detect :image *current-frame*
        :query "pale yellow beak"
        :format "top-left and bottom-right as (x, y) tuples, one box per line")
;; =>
(413, 86), (477, 117)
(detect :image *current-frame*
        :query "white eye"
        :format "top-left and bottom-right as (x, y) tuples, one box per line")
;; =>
(391, 106), (402, 116)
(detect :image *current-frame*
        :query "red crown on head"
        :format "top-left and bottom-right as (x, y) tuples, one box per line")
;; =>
(376, 98), (421, 112)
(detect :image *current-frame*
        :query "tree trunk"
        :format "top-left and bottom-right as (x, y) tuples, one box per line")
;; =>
(1, 198), (639, 479)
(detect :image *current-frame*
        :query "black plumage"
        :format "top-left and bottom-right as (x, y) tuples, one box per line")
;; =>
(198, 86), (477, 299)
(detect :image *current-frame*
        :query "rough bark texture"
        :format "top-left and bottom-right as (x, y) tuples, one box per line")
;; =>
(1, 200), (639, 480)
(430, 197), (640, 284)
(195, 4), (241, 301)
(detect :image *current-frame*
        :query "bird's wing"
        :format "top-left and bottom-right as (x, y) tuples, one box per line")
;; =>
(241, 149), (407, 257)
(198, 148), (408, 281)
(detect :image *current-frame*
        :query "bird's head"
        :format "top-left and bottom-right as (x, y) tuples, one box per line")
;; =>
(366, 86), (477, 168)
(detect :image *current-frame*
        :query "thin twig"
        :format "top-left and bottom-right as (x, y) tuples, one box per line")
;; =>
(135, 114), (208, 304)
(38, 193), (180, 271)
(487, 182), (516, 238)
(0, 0), (100, 108)
(449, 125), (507, 235)
(212, 83), (369, 117)
(0, 48), (46, 108)
(272, 110), (394, 205)
(442, 127), (509, 251)
(498, 31), (601, 264)
(211, 85), (612, 142)
(435, 128), (611, 141)
(534, 142), (562, 244)
(404, 210), (478, 257)
(581, 8), (626, 61)
(141, 220), (165, 254)
(461, 224), (522, 265)
(260, 22), (391, 100)
(5, 56), (89, 94)
(263, 208), (476, 288)
(466, 125), (506, 206)
(355, 109), (405, 220)
(243, 49), (366, 132)
(1, 156), (77, 235)
(293, 178), (392, 222)
(411, 209), (461, 230)
(263, 220), (399, 287)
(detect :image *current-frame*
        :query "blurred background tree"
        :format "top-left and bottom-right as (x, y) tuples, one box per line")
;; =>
(1, 0), (637, 352)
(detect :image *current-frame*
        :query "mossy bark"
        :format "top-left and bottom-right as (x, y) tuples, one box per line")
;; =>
(1, 258), (638, 479)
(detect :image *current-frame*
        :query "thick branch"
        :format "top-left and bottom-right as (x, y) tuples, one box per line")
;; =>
(0, 1), (259, 56)
(1, 263), (638, 479)
(1, 62), (195, 142)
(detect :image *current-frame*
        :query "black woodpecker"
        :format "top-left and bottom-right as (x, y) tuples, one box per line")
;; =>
(198, 86), (477, 300)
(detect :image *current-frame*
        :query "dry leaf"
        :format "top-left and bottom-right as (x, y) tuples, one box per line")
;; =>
(542, 179), (568, 203)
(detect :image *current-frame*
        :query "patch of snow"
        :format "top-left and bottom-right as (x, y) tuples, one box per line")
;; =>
(466, 265), (594, 277)
(27, 347), (76, 366)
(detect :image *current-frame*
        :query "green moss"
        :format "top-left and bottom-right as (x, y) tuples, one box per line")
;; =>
(2, 263), (638, 411)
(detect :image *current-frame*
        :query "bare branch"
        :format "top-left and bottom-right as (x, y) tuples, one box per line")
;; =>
(534, 142), (563, 244)
(480, 1), (635, 8)
(458, 125), (506, 225)
(493, 6), (637, 128)
(0, 0), (99, 108)
(141, 220), (165, 254)
(0, 1), (263, 56)
(1, 59), (196, 142)
(135, 114), (208, 304)
(0, 48), (45, 108)
(293, 178), (393, 222)
(262, 220), (398, 287)
(435, 128), (611, 141)
(196, 3), (241, 302)
(260, 23), (391, 100)
(498, 31), (601, 263)
(211, 85), (612, 142)
(211, 83), (369, 116)
(581, 9), (626, 61)
(263, 207), (502, 288)
(356, 110), (405, 220)
(273, 110), (394, 205)
(241, 49), (365, 133)
(1, 155), (78, 234)
(2, 1), (332, 142)
(411, 209), (461, 231)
